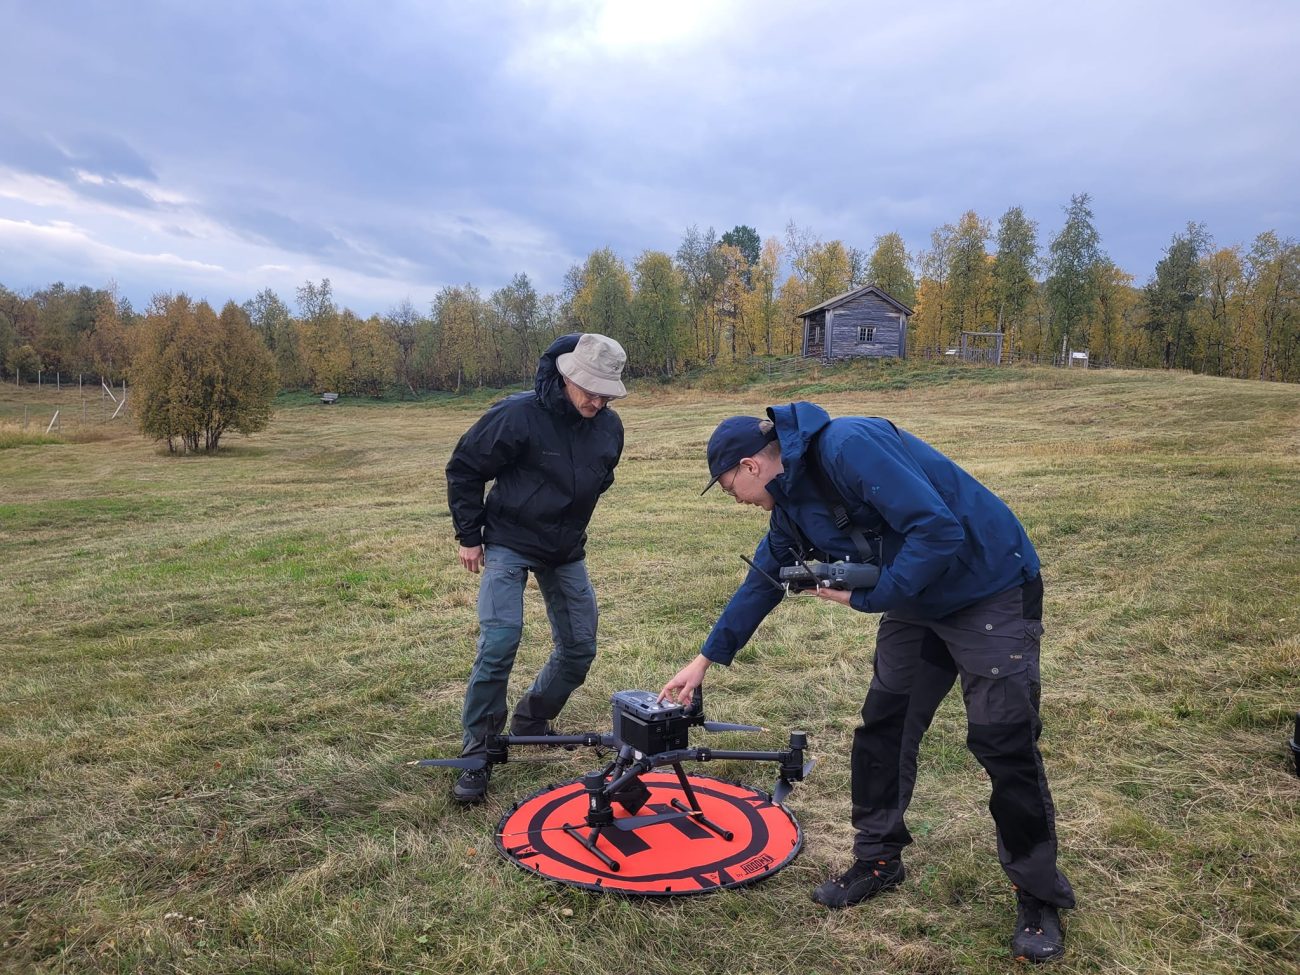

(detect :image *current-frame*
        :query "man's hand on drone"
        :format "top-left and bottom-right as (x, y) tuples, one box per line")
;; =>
(801, 585), (852, 606)
(659, 654), (712, 706)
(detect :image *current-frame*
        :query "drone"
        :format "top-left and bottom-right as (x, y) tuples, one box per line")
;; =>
(412, 688), (816, 895)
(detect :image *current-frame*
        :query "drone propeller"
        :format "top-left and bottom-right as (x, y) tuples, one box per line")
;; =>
(772, 758), (818, 805)
(700, 719), (765, 733)
(407, 757), (487, 771)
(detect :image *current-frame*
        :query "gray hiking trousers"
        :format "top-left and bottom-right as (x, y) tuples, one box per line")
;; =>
(851, 575), (1076, 908)
(460, 545), (599, 758)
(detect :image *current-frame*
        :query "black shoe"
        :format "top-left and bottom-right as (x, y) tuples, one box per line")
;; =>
(811, 858), (905, 908)
(452, 766), (490, 804)
(1012, 891), (1065, 964)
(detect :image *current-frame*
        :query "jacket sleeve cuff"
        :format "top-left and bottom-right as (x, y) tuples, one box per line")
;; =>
(852, 570), (896, 613)
(700, 646), (734, 666)
(849, 588), (873, 613)
(457, 530), (484, 548)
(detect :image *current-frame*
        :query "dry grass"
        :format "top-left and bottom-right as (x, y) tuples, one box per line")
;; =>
(2, 361), (1298, 974)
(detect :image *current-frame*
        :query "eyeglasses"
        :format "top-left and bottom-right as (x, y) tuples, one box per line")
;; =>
(718, 466), (741, 496)
(573, 384), (611, 405)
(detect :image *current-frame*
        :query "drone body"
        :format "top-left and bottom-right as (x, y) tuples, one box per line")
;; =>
(414, 689), (815, 895)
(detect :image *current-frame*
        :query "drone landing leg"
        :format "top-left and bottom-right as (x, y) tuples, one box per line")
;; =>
(561, 822), (620, 872)
(670, 798), (733, 841)
(669, 763), (733, 841)
(560, 769), (622, 871)
(671, 761), (701, 809)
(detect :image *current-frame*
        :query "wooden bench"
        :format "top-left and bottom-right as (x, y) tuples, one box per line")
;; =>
(321, 392), (339, 405)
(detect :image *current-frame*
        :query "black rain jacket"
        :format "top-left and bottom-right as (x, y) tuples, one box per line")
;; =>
(445, 334), (624, 567)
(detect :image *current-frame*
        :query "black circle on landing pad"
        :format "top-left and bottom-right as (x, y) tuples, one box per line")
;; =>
(494, 771), (802, 895)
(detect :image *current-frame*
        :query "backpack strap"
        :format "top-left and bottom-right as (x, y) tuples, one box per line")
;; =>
(804, 427), (880, 564)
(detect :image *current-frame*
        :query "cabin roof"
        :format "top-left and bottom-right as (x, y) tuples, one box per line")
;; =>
(797, 284), (914, 319)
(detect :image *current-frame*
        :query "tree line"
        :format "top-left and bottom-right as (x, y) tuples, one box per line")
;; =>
(1, 194), (1296, 393)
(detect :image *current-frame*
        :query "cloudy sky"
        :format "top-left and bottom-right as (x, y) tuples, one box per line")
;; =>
(1, 0), (1297, 314)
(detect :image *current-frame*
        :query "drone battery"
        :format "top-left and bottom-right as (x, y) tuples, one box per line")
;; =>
(611, 690), (691, 754)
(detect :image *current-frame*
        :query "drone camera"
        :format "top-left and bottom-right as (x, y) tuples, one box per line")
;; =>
(611, 690), (692, 754)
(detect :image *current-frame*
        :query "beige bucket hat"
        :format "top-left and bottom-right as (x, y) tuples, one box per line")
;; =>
(557, 333), (628, 399)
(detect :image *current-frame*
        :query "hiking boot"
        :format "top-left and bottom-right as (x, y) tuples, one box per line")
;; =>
(452, 766), (490, 804)
(811, 858), (905, 908)
(1012, 891), (1065, 963)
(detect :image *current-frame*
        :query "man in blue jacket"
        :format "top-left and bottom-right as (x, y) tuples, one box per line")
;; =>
(446, 333), (625, 803)
(660, 402), (1074, 964)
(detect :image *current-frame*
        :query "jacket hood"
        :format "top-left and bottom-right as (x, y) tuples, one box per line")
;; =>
(535, 333), (582, 414)
(766, 401), (832, 483)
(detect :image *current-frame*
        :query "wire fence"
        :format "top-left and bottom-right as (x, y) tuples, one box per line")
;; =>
(909, 346), (1104, 368)
(752, 353), (821, 379)
(6, 370), (127, 393)
(2, 372), (131, 434)
(735, 347), (1109, 375)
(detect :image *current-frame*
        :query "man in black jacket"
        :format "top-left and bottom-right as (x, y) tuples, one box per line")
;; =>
(445, 333), (626, 803)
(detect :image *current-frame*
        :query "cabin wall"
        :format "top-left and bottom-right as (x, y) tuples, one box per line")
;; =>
(827, 296), (906, 359)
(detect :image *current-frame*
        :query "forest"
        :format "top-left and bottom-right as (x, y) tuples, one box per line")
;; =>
(2, 193), (1296, 392)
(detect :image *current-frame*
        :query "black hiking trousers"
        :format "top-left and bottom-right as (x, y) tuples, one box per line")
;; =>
(850, 575), (1076, 908)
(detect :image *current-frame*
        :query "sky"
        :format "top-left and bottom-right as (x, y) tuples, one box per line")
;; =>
(1, 0), (1297, 315)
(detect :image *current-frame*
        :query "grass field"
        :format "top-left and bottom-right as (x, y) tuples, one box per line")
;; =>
(2, 361), (1298, 974)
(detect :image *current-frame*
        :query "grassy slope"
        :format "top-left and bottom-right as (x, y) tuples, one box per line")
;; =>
(1, 362), (1298, 974)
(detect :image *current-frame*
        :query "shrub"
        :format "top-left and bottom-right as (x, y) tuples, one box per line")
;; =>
(132, 295), (277, 453)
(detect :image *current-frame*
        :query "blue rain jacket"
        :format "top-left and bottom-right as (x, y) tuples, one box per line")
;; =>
(700, 402), (1040, 665)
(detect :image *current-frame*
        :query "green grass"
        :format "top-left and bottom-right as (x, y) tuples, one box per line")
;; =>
(2, 363), (1298, 974)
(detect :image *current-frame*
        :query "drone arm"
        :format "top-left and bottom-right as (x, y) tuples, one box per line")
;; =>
(676, 748), (788, 763)
(630, 731), (813, 791)
(488, 733), (613, 754)
(493, 732), (614, 748)
(604, 758), (658, 798)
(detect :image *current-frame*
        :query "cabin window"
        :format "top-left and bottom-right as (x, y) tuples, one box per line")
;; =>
(858, 326), (875, 343)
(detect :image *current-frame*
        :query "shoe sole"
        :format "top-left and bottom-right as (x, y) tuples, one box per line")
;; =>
(811, 867), (905, 909)
(1013, 949), (1064, 965)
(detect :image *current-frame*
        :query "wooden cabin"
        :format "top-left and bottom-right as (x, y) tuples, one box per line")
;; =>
(798, 285), (912, 361)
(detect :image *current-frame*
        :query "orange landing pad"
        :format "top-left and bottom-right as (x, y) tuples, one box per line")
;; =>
(494, 771), (802, 895)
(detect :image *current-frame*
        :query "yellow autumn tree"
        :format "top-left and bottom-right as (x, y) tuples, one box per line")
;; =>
(1201, 246), (1247, 377)
(910, 226), (954, 354)
(1087, 261), (1139, 366)
(948, 211), (994, 335)
(716, 243), (752, 358)
(741, 237), (785, 355)
(132, 296), (276, 453)
(777, 274), (809, 355)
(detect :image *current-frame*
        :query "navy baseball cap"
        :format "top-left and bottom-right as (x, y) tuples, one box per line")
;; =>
(701, 416), (778, 495)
